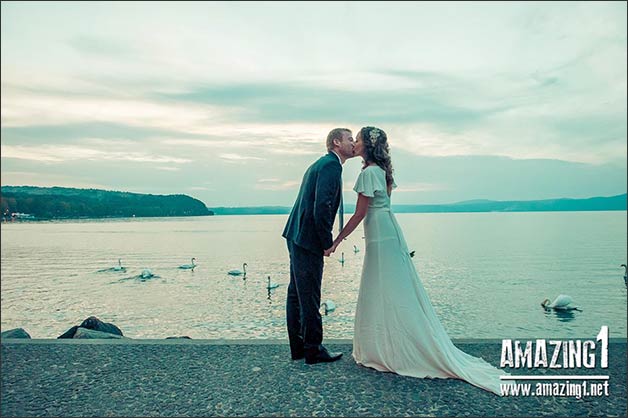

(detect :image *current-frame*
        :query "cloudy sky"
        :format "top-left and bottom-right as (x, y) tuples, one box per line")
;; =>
(1, 1), (626, 207)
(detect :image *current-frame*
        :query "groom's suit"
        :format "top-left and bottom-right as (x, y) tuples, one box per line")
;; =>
(282, 151), (342, 358)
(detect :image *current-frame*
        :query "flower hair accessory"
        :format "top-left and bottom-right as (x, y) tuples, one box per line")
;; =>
(368, 128), (380, 146)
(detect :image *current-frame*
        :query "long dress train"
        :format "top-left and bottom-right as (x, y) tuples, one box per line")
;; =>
(352, 165), (512, 395)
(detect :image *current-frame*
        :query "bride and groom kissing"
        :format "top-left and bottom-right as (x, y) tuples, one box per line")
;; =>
(282, 127), (512, 395)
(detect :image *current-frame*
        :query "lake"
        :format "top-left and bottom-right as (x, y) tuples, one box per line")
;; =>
(1, 211), (626, 340)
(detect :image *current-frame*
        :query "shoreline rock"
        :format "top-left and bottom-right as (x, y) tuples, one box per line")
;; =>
(58, 316), (124, 339)
(1, 328), (31, 339)
(73, 327), (125, 339)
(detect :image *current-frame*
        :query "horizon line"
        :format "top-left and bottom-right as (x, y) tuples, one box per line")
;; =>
(207, 193), (627, 209)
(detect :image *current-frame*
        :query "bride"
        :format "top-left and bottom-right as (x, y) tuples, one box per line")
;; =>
(328, 126), (512, 395)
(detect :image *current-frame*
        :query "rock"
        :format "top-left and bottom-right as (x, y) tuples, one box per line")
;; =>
(80, 316), (123, 336)
(73, 327), (124, 339)
(57, 316), (123, 339)
(166, 336), (192, 339)
(57, 325), (80, 339)
(1, 328), (31, 339)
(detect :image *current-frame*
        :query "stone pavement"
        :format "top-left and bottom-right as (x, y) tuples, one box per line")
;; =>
(1, 339), (626, 417)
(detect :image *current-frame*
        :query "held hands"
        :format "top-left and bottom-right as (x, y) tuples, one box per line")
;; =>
(324, 240), (341, 257)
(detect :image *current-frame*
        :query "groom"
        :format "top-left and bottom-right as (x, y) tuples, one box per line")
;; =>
(282, 128), (355, 364)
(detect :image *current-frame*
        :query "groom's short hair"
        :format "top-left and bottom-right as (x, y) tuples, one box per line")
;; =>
(326, 128), (352, 151)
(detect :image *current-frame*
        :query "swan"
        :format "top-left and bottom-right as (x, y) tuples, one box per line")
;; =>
(338, 252), (345, 265)
(112, 259), (126, 272)
(179, 258), (197, 270)
(140, 268), (155, 279)
(353, 245), (360, 254)
(541, 294), (581, 311)
(321, 300), (336, 315)
(228, 263), (247, 276)
(621, 264), (627, 287)
(267, 276), (279, 290)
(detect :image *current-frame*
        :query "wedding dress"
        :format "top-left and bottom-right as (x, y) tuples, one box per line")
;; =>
(352, 165), (511, 395)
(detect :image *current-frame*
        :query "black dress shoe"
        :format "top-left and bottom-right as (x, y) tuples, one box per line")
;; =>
(291, 352), (305, 361)
(305, 347), (343, 365)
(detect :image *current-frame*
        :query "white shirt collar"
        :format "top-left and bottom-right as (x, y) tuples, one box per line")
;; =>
(331, 150), (342, 165)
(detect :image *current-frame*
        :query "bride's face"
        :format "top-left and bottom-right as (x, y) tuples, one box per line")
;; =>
(354, 132), (366, 158)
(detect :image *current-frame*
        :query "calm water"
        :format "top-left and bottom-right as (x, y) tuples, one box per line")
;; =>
(1, 212), (626, 340)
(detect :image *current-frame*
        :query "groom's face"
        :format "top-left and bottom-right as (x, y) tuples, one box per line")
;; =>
(336, 131), (355, 159)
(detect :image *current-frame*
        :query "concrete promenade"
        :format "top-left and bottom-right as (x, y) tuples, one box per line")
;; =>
(1, 339), (626, 417)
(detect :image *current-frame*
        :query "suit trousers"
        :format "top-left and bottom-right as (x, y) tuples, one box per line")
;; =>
(286, 239), (324, 355)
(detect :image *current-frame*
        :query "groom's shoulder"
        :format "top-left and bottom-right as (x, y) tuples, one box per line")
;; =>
(310, 153), (336, 169)
(317, 159), (341, 178)
(322, 152), (342, 167)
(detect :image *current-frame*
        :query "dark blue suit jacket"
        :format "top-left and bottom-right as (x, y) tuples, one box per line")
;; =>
(282, 152), (342, 254)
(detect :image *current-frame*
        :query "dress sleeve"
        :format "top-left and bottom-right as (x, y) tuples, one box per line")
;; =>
(353, 167), (386, 197)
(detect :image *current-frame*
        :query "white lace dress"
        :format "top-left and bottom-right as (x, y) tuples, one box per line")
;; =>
(352, 165), (512, 395)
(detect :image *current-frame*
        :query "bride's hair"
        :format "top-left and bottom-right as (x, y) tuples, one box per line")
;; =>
(360, 126), (394, 188)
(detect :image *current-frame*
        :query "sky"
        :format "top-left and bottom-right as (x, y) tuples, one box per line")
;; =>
(1, 1), (626, 207)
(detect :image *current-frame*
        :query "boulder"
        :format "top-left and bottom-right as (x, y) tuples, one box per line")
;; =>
(73, 327), (124, 339)
(1, 328), (31, 339)
(80, 316), (123, 336)
(57, 325), (79, 339)
(166, 336), (192, 339)
(58, 316), (123, 339)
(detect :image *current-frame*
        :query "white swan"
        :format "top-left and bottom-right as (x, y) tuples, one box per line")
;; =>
(141, 268), (154, 279)
(179, 258), (197, 270)
(267, 276), (279, 290)
(113, 259), (126, 272)
(353, 245), (360, 254)
(621, 264), (627, 288)
(541, 294), (581, 311)
(228, 263), (247, 276)
(321, 300), (336, 315)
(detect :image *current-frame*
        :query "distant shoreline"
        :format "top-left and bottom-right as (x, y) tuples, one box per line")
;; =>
(2, 186), (625, 219)
(210, 194), (627, 215)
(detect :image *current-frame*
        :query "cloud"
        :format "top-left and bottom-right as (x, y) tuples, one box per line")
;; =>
(0, 144), (191, 164)
(395, 183), (447, 193)
(0, 86), (236, 134)
(1, 122), (202, 146)
(158, 78), (486, 128)
(150, 62), (625, 165)
(68, 35), (138, 57)
(0, 2), (625, 205)
(268, 148), (321, 156)
(255, 179), (300, 191)
(2, 45), (624, 165)
(219, 153), (264, 162)
(158, 122), (330, 152)
(0, 170), (110, 190)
